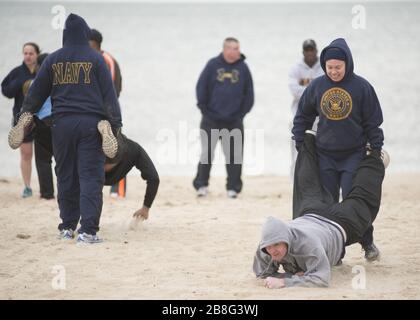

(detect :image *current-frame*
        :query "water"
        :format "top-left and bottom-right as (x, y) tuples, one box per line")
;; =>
(1, 1), (419, 177)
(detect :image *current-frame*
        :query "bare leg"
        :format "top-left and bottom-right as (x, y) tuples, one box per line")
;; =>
(20, 142), (33, 188)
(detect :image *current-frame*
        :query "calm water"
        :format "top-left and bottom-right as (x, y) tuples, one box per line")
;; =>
(1, 1), (419, 177)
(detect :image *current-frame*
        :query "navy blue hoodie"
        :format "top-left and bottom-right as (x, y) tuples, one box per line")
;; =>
(22, 13), (122, 128)
(196, 53), (254, 122)
(292, 38), (384, 151)
(1, 62), (36, 121)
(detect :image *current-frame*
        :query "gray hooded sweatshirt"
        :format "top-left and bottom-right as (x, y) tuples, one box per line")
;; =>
(253, 215), (345, 287)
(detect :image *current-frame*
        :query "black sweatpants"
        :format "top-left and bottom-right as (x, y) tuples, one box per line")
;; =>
(193, 116), (244, 193)
(33, 117), (54, 199)
(293, 133), (385, 246)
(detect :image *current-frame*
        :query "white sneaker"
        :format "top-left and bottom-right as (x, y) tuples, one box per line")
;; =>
(57, 229), (75, 240)
(97, 120), (118, 159)
(110, 192), (118, 198)
(197, 186), (208, 197)
(227, 190), (238, 198)
(77, 233), (103, 244)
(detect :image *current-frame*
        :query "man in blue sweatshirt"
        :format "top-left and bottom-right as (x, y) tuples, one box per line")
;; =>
(10, 13), (122, 244)
(193, 37), (254, 198)
(292, 38), (384, 261)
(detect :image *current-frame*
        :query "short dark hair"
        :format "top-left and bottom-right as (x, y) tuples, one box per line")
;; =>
(224, 37), (239, 44)
(23, 42), (40, 54)
(90, 29), (103, 45)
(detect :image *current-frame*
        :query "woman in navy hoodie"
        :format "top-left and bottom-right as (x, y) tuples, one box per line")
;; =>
(2, 42), (40, 198)
(292, 38), (384, 261)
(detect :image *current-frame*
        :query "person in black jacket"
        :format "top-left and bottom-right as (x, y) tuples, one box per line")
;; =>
(10, 13), (122, 244)
(193, 37), (254, 198)
(104, 132), (160, 219)
(292, 38), (384, 261)
(1, 42), (40, 198)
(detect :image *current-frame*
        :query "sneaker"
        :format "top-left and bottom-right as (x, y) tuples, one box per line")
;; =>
(227, 190), (238, 199)
(197, 186), (208, 197)
(97, 120), (118, 159)
(57, 229), (75, 240)
(363, 243), (381, 262)
(77, 232), (103, 244)
(110, 192), (118, 198)
(8, 112), (33, 149)
(22, 186), (33, 198)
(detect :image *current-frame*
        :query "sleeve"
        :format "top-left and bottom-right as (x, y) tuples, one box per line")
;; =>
(288, 65), (306, 100)
(21, 60), (52, 114)
(240, 65), (254, 117)
(1, 68), (23, 99)
(196, 61), (212, 111)
(96, 56), (122, 128)
(133, 142), (160, 208)
(283, 247), (330, 288)
(362, 84), (384, 150)
(292, 84), (318, 148)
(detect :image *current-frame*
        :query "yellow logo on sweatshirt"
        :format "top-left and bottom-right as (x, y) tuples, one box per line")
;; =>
(52, 62), (92, 85)
(216, 68), (239, 83)
(320, 87), (352, 120)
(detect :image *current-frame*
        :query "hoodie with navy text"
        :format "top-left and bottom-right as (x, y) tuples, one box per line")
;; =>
(292, 38), (384, 152)
(196, 53), (254, 122)
(22, 13), (122, 128)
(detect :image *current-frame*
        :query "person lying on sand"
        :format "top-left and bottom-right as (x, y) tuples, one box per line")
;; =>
(253, 131), (388, 288)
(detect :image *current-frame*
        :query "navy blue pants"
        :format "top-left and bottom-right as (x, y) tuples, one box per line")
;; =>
(193, 116), (244, 193)
(317, 147), (374, 247)
(52, 115), (105, 235)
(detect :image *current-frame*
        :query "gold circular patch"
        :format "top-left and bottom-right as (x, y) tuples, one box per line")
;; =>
(320, 87), (352, 120)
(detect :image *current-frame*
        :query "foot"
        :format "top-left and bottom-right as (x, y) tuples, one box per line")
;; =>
(110, 192), (118, 198)
(227, 190), (238, 199)
(22, 186), (33, 198)
(97, 120), (118, 159)
(363, 243), (381, 262)
(57, 229), (75, 240)
(197, 186), (208, 197)
(77, 232), (103, 244)
(8, 112), (33, 149)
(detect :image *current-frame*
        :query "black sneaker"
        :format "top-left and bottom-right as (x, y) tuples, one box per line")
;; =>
(363, 243), (381, 262)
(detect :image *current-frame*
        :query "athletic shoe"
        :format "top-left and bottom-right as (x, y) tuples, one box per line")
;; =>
(227, 190), (238, 199)
(8, 112), (33, 149)
(57, 229), (75, 240)
(22, 186), (33, 198)
(77, 233), (103, 244)
(363, 243), (381, 262)
(97, 120), (118, 158)
(110, 192), (118, 198)
(197, 186), (208, 197)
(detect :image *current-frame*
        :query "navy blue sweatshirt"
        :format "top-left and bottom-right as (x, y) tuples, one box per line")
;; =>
(292, 38), (384, 151)
(196, 53), (254, 122)
(22, 13), (122, 128)
(1, 62), (36, 121)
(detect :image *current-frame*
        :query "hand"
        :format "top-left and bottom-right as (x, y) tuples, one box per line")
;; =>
(133, 206), (149, 220)
(264, 277), (285, 289)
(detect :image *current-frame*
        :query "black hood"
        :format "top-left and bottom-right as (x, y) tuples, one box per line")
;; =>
(62, 13), (91, 46)
(320, 38), (354, 81)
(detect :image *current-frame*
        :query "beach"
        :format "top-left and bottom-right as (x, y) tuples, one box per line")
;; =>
(1, 173), (419, 299)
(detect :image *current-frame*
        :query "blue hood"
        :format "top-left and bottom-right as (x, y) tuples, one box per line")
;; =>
(62, 13), (91, 46)
(320, 38), (354, 81)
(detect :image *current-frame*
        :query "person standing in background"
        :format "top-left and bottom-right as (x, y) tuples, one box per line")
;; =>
(288, 39), (323, 180)
(193, 37), (254, 199)
(1, 42), (39, 198)
(89, 28), (125, 198)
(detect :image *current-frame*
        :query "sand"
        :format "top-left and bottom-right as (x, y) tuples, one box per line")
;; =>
(0, 173), (419, 300)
